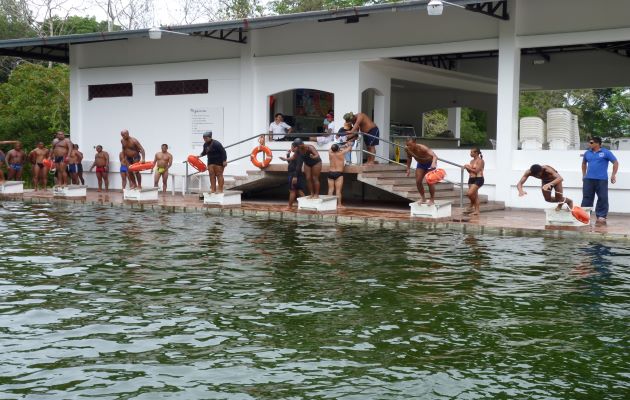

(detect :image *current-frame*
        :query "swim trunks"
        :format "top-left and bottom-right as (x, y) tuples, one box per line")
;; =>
(37, 162), (44, 168)
(126, 155), (141, 165)
(68, 164), (79, 174)
(120, 165), (128, 173)
(416, 162), (433, 171)
(303, 156), (322, 167)
(288, 174), (305, 191)
(95, 166), (107, 173)
(364, 127), (380, 147)
(54, 156), (64, 164)
(157, 167), (166, 174)
(9, 163), (22, 171)
(468, 177), (485, 188)
(328, 171), (343, 180)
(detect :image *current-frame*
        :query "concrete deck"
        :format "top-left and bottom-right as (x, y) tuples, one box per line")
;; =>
(2, 189), (629, 241)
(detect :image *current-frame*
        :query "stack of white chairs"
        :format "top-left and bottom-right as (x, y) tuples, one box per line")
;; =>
(546, 108), (572, 150)
(519, 117), (545, 150)
(570, 114), (580, 150)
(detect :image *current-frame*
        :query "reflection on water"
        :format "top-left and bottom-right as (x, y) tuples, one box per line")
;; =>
(1, 202), (629, 399)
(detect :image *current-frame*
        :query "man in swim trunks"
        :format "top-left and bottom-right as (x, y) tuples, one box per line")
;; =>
(295, 138), (322, 198)
(327, 143), (353, 207)
(5, 142), (27, 181)
(74, 144), (85, 185)
(66, 144), (82, 184)
(89, 145), (110, 192)
(119, 151), (129, 190)
(463, 147), (485, 216)
(0, 140), (19, 183)
(199, 131), (227, 193)
(120, 129), (146, 189)
(280, 140), (305, 209)
(153, 144), (173, 194)
(516, 164), (573, 211)
(51, 131), (73, 186)
(343, 111), (380, 165)
(28, 142), (50, 190)
(405, 137), (438, 205)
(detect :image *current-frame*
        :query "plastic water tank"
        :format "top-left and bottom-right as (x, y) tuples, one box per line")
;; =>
(570, 114), (580, 150)
(547, 108), (571, 150)
(519, 117), (545, 150)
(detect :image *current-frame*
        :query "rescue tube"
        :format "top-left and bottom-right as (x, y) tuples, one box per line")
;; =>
(425, 168), (446, 185)
(571, 206), (590, 224)
(251, 145), (272, 169)
(128, 161), (154, 172)
(187, 155), (207, 172)
(42, 159), (53, 169)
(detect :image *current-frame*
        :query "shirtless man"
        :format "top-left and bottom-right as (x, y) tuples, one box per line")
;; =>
(74, 144), (85, 185)
(517, 164), (573, 210)
(153, 144), (173, 193)
(119, 151), (129, 190)
(327, 143), (353, 207)
(343, 112), (380, 165)
(66, 144), (82, 185)
(463, 147), (485, 215)
(120, 129), (146, 189)
(5, 142), (27, 181)
(405, 137), (438, 205)
(0, 140), (19, 182)
(28, 142), (50, 190)
(51, 131), (73, 186)
(89, 145), (110, 192)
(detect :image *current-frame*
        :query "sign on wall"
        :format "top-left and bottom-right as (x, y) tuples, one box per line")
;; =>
(191, 107), (223, 150)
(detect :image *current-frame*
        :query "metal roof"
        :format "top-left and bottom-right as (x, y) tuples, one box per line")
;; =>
(0, 0), (488, 63)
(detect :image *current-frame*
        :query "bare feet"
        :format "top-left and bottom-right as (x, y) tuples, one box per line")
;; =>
(418, 197), (426, 204)
(555, 203), (563, 211)
(427, 199), (435, 206)
(470, 211), (480, 216)
(463, 207), (473, 214)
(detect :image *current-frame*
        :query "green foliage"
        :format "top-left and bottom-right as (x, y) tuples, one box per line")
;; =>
(269, 0), (392, 15)
(422, 109), (447, 137)
(0, 63), (69, 149)
(460, 108), (487, 146)
(45, 15), (111, 36)
(218, 0), (265, 19)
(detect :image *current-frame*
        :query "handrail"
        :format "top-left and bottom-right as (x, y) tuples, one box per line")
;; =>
(358, 131), (466, 208)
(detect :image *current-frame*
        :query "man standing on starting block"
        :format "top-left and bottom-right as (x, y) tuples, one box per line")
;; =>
(516, 164), (573, 210)
(405, 137), (438, 205)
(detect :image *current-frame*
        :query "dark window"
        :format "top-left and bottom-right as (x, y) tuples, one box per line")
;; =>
(88, 83), (133, 101)
(155, 79), (209, 96)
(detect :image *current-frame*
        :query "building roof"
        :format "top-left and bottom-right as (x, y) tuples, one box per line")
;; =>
(0, 0), (485, 63)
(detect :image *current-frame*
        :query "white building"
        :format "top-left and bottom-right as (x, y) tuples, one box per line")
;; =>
(1, 0), (628, 211)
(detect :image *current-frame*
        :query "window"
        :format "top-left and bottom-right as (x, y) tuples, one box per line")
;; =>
(88, 83), (133, 101)
(155, 79), (209, 96)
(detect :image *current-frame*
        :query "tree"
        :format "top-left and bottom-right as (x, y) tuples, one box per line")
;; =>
(92, 0), (154, 31)
(268, 0), (388, 15)
(0, 0), (36, 82)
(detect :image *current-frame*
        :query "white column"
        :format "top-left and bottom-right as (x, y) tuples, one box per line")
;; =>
(68, 49), (82, 146)
(447, 107), (461, 141)
(238, 33), (256, 171)
(495, 0), (520, 203)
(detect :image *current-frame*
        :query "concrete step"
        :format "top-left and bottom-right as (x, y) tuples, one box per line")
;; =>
(389, 183), (455, 191)
(453, 201), (506, 213)
(403, 192), (489, 204)
(359, 164), (406, 173)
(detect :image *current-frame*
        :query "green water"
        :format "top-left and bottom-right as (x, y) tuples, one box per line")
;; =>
(0, 202), (628, 399)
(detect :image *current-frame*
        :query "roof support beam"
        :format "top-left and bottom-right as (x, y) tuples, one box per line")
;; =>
(465, 1), (509, 21)
(194, 28), (247, 44)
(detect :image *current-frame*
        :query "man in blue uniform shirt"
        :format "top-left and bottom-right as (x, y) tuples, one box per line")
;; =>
(581, 136), (619, 224)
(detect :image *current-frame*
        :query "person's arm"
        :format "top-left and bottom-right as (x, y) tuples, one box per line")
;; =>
(405, 150), (413, 176)
(581, 158), (587, 178)
(517, 170), (530, 196)
(28, 150), (36, 165)
(168, 154), (173, 169)
(104, 152), (109, 170)
(220, 142), (227, 166)
(199, 143), (208, 157)
(89, 155), (96, 171)
(285, 123), (294, 134)
(611, 160), (619, 184)
(308, 145), (319, 159)
(134, 139), (145, 162)
(428, 148), (438, 169)
(152, 152), (158, 171)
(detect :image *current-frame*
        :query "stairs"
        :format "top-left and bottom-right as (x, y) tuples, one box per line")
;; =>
(224, 169), (284, 191)
(357, 164), (505, 212)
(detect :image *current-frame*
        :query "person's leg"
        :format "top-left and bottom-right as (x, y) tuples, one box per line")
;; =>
(135, 172), (142, 189)
(96, 171), (103, 191)
(103, 172), (109, 191)
(162, 172), (169, 193)
(335, 176), (344, 207)
(121, 172), (127, 190)
(79, 168), (85, 185)
(415, 169), (427, 202)
(208, 168), (217, 193)
(581, 178), (595, 207)
(0, 167), (4, 182)
(215, 165), (225, 193)
(304, 165), (313, 197)
(594, 179), (609, 219)
(469, 185), (480, 215)
(427, 183), (436, 205)
(40, 166), (47, 190)
(127, 170), (136, 189)
(465, 185), (476, 213)
(327, 178), (334, 196)
(153, 171), (160, 188)
(32, 165), (39, 189)
(311, 163), (322, 198)
(366, 145), (376, 164)
(7, 166), (15, 180)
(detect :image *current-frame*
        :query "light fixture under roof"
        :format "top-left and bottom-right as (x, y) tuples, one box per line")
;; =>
(427, 0), (444, 16)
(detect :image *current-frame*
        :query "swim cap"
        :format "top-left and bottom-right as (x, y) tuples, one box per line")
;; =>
(343, 112), (354, 122)
(331, 143), (339, 152)
(202, 131), (213, 138)
(292, 138), (303, 147)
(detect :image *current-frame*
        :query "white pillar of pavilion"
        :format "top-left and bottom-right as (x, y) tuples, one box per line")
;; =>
(447, 107), (461, 142)
(494, 0), (521, 203)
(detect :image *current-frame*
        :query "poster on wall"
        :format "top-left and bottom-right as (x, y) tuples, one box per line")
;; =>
(191, 107), (223, 150)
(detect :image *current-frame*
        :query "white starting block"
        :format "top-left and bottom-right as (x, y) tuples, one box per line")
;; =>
(124, 187), (159, 202)
(53, 185), (87, 198)
(297, 195), (338, 212)
(203, 190), (242, 207)
(0, 181), (24, 195)
(410, 200), (452, 219)
(545, 207), (591, 226)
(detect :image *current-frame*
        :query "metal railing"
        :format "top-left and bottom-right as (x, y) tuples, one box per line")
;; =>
(185, 131), (467, 207)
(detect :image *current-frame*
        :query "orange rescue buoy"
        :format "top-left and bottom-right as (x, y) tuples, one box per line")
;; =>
(425, 168), (446, 185)
(187, 155), (207, 172)
(128, 161), (154, 172)
(571, 206), (590, 224)
(42, 159), (53, 169)
(251, 145), (272, 169)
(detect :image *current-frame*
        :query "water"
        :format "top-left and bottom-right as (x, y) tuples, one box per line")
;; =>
(0, 202), (629, 399)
